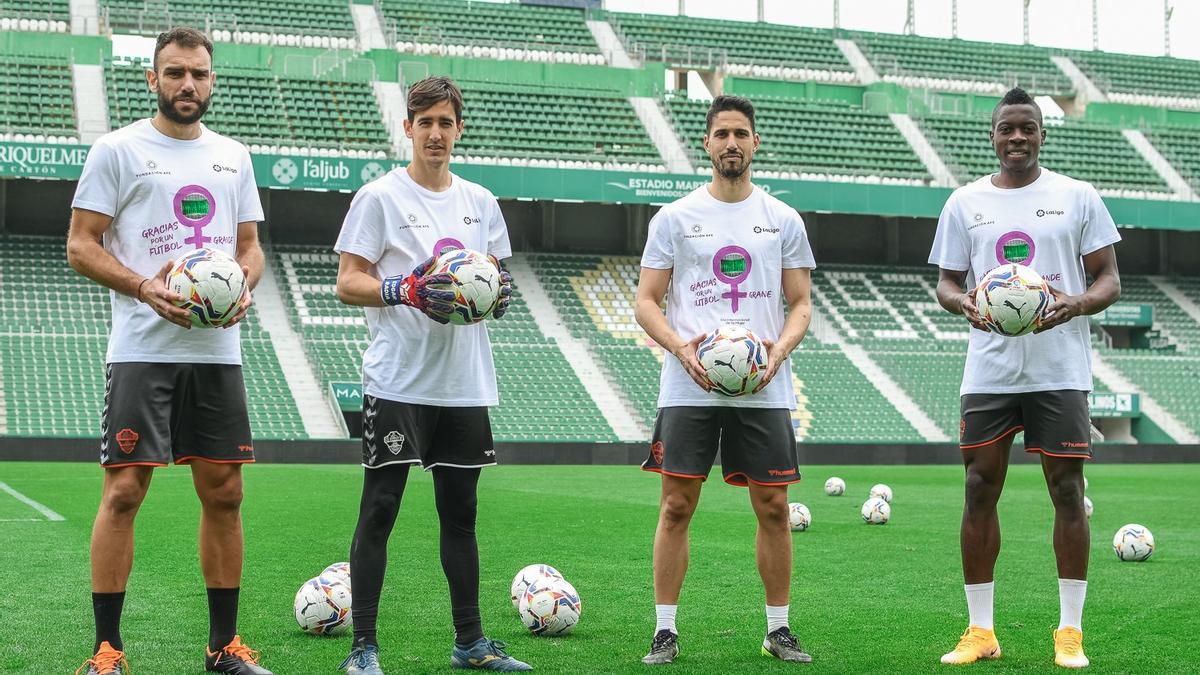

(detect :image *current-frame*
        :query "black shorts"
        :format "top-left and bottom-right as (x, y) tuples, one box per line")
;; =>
(100, 363), (254, 467)
(642, 406), (800, 487)
(361, 395), (496, 470)
(960, 390), (1092, 458)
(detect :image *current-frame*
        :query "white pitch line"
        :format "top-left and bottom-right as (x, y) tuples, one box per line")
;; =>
(0, 518), (42, 522)
(0, 481), (65, 521)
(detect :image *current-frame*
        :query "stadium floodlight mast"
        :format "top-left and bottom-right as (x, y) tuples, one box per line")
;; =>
(1165, 0), (1173, 56)
(1023, 0), (1030, 45)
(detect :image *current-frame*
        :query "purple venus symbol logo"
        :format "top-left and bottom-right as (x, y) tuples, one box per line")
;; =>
(432, 237), (466, 257)
(174, 185), (216, 249)
(712, 245), (752, 313)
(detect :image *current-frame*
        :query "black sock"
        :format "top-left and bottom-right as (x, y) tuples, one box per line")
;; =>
(351, 464), (410, 649)
(433, 467), (484, 647)
(206, 587), (240, 652)
(93, 591), (126, 653)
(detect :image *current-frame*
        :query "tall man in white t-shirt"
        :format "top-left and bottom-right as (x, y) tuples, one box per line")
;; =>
(332, 76), (530, 674)
(67, 28), (272, 675)
(635, 95), (816, 665)
(931, 88), (1121, 669)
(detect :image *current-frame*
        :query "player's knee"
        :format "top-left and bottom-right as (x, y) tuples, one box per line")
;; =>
(660, 492), (697, 528)
(963, 470), (1001, 512)
(200, 475), (243, 513)
(1048, 473), (1085, 510)
(102, 479), (148, 516)
(361, 490), (402, 530)
(753, 491), (790, 527)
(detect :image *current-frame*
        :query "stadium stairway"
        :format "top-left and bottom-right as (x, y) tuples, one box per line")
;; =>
(1050, 55), (1108, 104)
(72, 63), (107, 141)
(70, 0), (100, 35)
(1092, 353), (1199, 443)
(834, 38), (880, 85)
(252, 254), (345, 438)
(350, 1), (388, 50)
(587, 18), (637, 69)
(889, 112), (958, 188)
(1122, 130), (1198, 200)
(505, 255), (647, 441)
(837, 342), (949, 442)
(1149, 277), (1200, 346)
(628, 96), (692, 174)
(372, 80), (411, 160)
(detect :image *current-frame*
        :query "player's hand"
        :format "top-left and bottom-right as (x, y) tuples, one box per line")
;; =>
(960, 289), (990, 332)
(142, 258), (193, 329)
(381, 255), (455, 324)
(488, 253), (514, 320)
(753, 338), (786, 393)
(1035, 285), (1083, 333)
(221, 265), (253, 329)
(673, 333), (711, 393)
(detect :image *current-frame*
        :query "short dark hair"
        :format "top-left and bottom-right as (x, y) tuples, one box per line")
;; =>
(992, 86), (1042, 127)
(153, 27), (213, 72)
(407, 76), (463, 122)
(705, 95), (756, 133)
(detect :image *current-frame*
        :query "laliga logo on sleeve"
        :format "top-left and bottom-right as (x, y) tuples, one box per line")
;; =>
(712, 245), (752, 313)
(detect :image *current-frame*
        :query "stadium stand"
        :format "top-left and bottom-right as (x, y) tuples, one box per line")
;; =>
(918, 113), (1171, 196)
(609, 12), (853, 82)
(273, 246), (617, 442)
(1103, 353), (1200, 434)
(0, 235), (305, 439)
(101, 0), (357, 41)
(455, 80), (663, 170)
(0, 0), (69, 31)
(853, 31), (1072, 95)
(1115, 277), (1200, 351)
(106, 58), (389, 155)
(383, 0), (605, 65)
(0, 55), (77, 140)
(664, 95), (929, 183)
(1070, 50), (1200, 107)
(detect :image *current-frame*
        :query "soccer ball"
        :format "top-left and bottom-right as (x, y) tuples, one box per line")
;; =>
(518, 576), (581, 636)
(294, 576), (353, 635)
(696, 324), (767, 397)
(510, 564), (564, 610)
(824, 477), (845, 496)
(167, 247), (246, 328)
(1113, 524), (1155, 562)
(869, 483), (893, 503)
(975, 263), (1052, 337)
(431, 248), (502, 325)
(1083, 496), (1093, 520)
(322, 562), (351, 587)
(788, 503), (811, 532)
(862, 497), (891, 525)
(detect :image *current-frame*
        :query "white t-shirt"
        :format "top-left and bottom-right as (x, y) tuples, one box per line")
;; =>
(334, 168), (512, 406)
(641, 185), (816, 409)
(71, 119), (264, 365)
(929, 169), (1121, 395)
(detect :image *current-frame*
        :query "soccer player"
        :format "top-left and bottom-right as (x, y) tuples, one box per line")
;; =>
(931, 87), (1121, 669)
(67, 28), (271, 675)
(635, 95), (816, 665)
(332, 76), (528, 674)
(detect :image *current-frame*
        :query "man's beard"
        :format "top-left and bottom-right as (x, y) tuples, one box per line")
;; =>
(712, 152), (750, 179)
(158, 91), (211, 125)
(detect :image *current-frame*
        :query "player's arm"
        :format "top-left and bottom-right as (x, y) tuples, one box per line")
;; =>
(634, 266), (710, 392)
(66, 207), (192, 328)
(336, 251), (386, 308)
(936, 268), (989, 332)
(1035, 245), (1121, 333)
(220, 220), (264, 329)
(755, 267), (812, 392)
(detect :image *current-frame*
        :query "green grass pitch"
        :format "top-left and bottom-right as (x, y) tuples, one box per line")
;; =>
(1, 462), (1195, 673)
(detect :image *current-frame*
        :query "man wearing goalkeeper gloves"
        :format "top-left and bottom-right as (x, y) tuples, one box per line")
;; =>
(634, 95), (815, 666)
(930, 87), (1121, 669)
(333, 76), (528, 674)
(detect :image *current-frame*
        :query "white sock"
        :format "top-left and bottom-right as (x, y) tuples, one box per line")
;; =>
(965, 582), (994, 630)
(766, 604), (789, 633)
(1058, 579), (1087, 630)
(655, 604), (678, 635)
